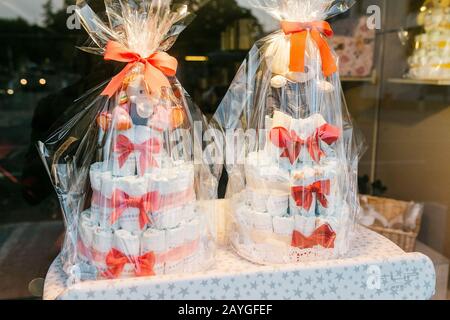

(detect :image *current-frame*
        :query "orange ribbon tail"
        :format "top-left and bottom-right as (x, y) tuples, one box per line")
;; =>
(281, 20), (337, 77)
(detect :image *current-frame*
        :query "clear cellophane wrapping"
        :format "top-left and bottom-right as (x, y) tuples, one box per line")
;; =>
(38, 0), (217, 284)
(210, 0), (364, 264)
(408, 0), (450, 80)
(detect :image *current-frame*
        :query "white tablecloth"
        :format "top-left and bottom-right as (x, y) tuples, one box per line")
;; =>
(43, 227), (436, 300)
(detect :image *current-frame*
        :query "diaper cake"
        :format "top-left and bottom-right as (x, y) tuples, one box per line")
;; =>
(38, 1), (215, 282)
(211, 0), (360, 264)
(408, 0), (450, 80)
(78, 78), (213, 279)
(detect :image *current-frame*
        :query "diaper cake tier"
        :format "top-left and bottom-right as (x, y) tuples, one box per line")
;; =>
(230, 111), (352, 264)
(212, 0), (360, 265)
(408, 0), (450, 80)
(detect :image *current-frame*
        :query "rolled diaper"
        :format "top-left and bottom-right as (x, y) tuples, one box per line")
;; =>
(78, 220), (96, 261)
(273, 216), (294, 236)
(266, 192), (289, 216)
(116, 176), (149, 230)
(119, 211), (143, 233)
(97, 175), (130, 226)
(246, 162), (290, 195)
(151, 206), (183, 229)
(97, 208), (115, 230)
(166, 225), (185, 249)
(253, 211), (273, 232)
(90, 163), (112, 215)
(294, 215), (317, 238)
(113, 229), (141, 278)
(165, 226), (186, 274)
(92, 228), (113, 271)
(112, 128), (137, 177)
(146, 169), (180, 202)
(141, 228), (166, 275)
(90, 162), (104, 195)
(149, 167), (195, 202)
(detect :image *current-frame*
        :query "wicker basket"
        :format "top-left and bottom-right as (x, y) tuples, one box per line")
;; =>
(359, 195), (422, 252)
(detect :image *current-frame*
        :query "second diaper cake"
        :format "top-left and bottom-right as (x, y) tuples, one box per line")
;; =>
(211, 0), (361, 264)
(408, 0), (450, 80)
(38, 1), (216, 282)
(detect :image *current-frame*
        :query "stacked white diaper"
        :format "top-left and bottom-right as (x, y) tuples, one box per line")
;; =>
(77, 135), (212, 278)
(231, 111), (351, 264)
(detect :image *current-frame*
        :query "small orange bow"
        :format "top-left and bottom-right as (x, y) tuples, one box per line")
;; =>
(114, 134), (161, 176)
(281, 20), (337, 77)
(101, 41), (178, 97)
(103, 248), (156, 279)
(110, 190), (160, 229)
(291, 180), (331, 211)
(291, 224), (336, 249)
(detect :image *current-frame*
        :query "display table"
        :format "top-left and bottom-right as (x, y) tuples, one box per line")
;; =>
(43, 226), (436, 300)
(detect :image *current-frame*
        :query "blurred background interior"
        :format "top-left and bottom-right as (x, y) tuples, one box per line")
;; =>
(0, 0), (448, 299)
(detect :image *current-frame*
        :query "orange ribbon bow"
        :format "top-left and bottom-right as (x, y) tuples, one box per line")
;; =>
(291, 224), (336, 249)
(101, 40), (178, 97)
(291, 180), (331, 211)
(281, 20), (337, 77)
(103, 248), (156, 279)
(110, 190), (160, 229)
(269, 124), (340, 164)
(114, 134), (161, 176)
(92, 188), (195, 228)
